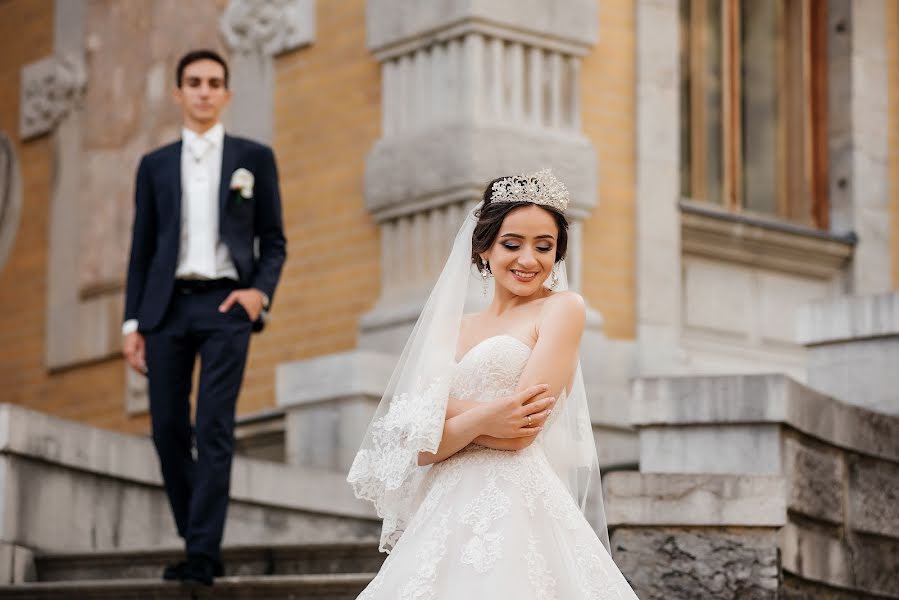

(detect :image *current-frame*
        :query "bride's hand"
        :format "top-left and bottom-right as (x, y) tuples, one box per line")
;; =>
(478, 384), (556, 438)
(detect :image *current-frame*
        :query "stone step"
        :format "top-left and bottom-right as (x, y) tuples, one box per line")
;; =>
(0, 574), (374, 599)
(33, 543), (384, 582)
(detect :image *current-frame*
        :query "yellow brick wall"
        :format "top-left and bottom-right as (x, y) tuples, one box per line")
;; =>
(580, 0), (637, 340)
(0, 0), (381, 432)
(889, 0), (899, 289)
(238, 0), (382, 414)
(0, 0), (145, 434)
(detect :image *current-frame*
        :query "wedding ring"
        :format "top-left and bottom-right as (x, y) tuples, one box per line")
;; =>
(526, 415), (532, 427)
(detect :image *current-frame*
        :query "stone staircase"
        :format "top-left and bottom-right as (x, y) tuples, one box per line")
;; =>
(0, 542), (384, 599)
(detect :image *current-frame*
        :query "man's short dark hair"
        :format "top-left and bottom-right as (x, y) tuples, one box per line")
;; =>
(176, 49), (229, 88)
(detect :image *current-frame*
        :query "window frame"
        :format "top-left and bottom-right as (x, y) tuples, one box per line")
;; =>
(680, 0), (829, 229)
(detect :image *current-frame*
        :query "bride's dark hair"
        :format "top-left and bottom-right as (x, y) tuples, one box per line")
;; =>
(471, 176), (569, 270)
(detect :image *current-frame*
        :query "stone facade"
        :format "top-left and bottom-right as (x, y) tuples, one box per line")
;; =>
(0, 0), (890, 443)
(606, 373), (899, 599)
(0, 1), (897, 596)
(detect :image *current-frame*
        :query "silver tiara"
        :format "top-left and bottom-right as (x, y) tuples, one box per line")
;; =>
(489, 168), (570, 213)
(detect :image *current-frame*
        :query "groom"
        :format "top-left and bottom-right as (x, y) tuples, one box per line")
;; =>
(122, 49), (286, 586)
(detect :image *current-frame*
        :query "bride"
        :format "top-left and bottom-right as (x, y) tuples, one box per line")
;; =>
(348, 170), (639, 598)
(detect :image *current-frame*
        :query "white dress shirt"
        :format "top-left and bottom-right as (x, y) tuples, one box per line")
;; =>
(122, 123), (240, 336)
(176, 123), (239, 281)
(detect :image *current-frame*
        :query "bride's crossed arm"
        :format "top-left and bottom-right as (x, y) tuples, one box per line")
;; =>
(418, 292), (586, 465)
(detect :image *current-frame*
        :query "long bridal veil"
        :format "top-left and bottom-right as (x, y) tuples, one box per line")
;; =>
(347, 202), (608, 553)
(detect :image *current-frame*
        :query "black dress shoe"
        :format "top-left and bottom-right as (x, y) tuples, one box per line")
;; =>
(180, 555), (220, 587)
(162, 560), (188, 581)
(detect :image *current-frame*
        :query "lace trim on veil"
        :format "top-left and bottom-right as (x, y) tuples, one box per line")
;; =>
(347, 376), (450, 552)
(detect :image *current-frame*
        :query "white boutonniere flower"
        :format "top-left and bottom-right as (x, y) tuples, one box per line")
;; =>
(230, 168), (254, 200)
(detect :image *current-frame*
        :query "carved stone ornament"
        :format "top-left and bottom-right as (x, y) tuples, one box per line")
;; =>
(20, 53), (87, 141)
(0, 132), (22, 272)
(220, 0), (315, 55)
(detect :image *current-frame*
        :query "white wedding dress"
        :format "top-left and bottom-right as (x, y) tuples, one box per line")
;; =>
(358, 335), (639, 599)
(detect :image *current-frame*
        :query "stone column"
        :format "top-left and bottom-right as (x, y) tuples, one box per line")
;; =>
(360, 0), (599, 353)
(277, 0), (619, 472)
(634, 0), (685, 377)
(220, 0), (316, 143)
(362, 0), (634, 464)
(828, 0), (891, 294)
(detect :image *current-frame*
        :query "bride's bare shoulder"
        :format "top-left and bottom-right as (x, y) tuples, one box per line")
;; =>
(539, 291), (586, 331)
(545, 290), (584, 310)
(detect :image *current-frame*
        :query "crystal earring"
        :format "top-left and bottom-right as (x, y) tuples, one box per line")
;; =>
(480, 259), (491, 296)
(550, 264), (559, 290)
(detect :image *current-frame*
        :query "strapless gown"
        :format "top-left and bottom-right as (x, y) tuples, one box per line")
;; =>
(357, 335), (639, 599)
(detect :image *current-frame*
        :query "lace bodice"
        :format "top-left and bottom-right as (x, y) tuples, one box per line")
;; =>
(450, 334), (566, 438)
(450, 335), (533, 403)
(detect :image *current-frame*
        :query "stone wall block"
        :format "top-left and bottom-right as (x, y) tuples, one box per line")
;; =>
(605, 472), (787, 527)
(610, 528), (780, 600)
(846, 532), (899, 597)
(847, 454), (899, 537)
(781, 523), (899, 597)
(783, 436), (845, 524)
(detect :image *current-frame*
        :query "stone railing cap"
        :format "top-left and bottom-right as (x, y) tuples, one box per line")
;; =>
(0, 403), (375, 520)
(631, 374), (899, 463)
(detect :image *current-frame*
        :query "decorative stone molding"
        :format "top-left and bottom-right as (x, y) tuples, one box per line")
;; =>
(19, 54), (87, 141)
(220, 0), (315, 55)
(0, 133), (22, 274)
(220, 0), (315, 143)
(366, 0), (597, 56)
(680, 200), (856, 280)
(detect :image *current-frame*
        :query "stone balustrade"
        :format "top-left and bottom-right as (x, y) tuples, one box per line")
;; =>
(0, 403), (378, 584)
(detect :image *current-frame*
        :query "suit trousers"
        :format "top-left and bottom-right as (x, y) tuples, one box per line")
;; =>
(144, 283), (253, 561)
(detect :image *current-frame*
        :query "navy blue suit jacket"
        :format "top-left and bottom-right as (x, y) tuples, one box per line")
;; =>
(124, 135), (286, 333)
